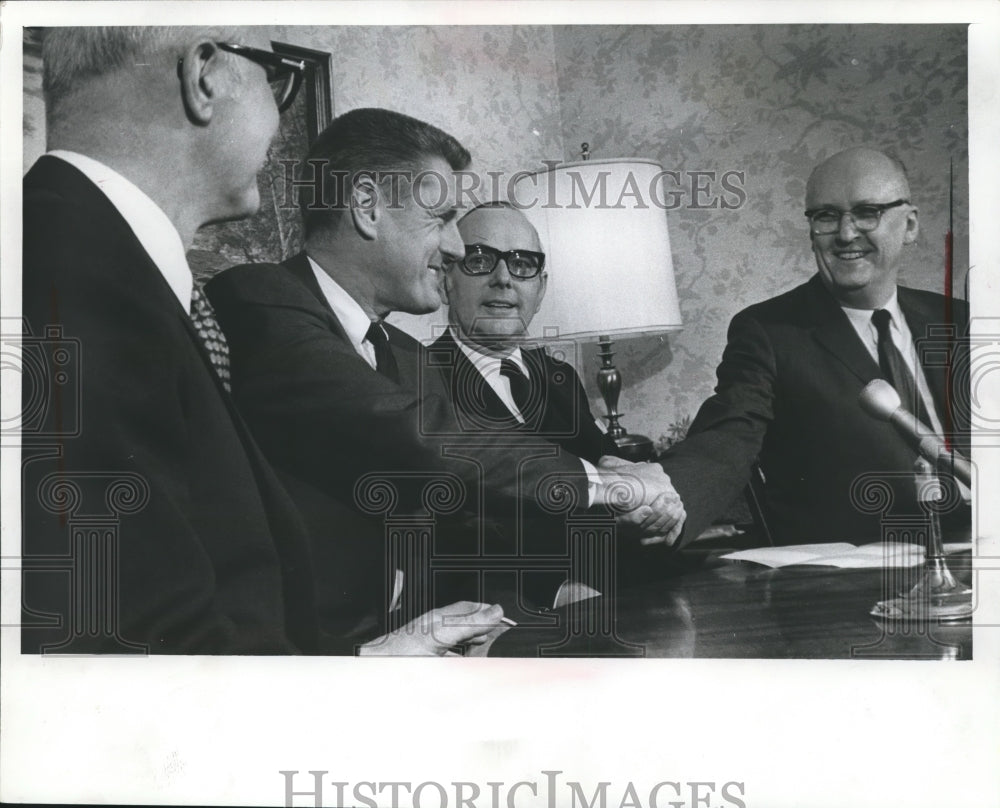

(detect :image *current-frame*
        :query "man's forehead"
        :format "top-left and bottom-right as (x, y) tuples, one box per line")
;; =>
(458, 207), (540, 249)
(806, 151), (909, 206)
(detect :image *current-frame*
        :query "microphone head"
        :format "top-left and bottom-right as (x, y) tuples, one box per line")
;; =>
(858, 379), (901, 421)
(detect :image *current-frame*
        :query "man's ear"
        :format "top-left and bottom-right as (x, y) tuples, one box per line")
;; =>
(438, 269), (452, 305)
(536, 271), (548, 307)
(349, 176), (381, 241)
(903, 205), (920, 245)
(178, 41), (227, 126)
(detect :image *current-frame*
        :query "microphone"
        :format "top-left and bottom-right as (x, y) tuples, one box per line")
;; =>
(858, 379), (971, 487)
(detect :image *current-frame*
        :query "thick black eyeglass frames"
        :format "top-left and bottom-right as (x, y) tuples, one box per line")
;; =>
(453, 244), (546, 279)
(178, 42), (306, 113)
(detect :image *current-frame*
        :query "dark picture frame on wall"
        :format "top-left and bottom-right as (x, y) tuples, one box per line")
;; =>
(272, 40), (334, 143)
(188, 41), (334, 281)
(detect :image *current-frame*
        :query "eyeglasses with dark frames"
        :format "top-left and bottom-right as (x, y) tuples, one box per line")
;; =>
(178, 42), (306, 113)
(452, 243), (546, 279)
(804, 199), (910, 236)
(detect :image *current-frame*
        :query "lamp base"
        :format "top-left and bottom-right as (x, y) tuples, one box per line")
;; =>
(610, 432), (656, 462)
(596, 334), (656, 463)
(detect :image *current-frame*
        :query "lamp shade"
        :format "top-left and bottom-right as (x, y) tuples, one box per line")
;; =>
(513, 159), (682, 339)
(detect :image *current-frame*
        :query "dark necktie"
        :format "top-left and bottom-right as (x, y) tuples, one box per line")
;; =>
(499, 358), (533, 420)
(365, 320), (399, 384)
(872, 308), (930, 427)
(190, 284), (231, 392)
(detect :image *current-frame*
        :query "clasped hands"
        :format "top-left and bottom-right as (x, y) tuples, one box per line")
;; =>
(596, 455), (686, 546)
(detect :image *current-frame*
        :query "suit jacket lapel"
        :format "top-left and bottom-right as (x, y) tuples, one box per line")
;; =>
(519, 347), (550, 431)
(897, 286), (950, 418)
(284, 252), (353, 346)
(34, 158), (237, 403)
(807, 276), (882, 384)
(438, 331), (526, 429)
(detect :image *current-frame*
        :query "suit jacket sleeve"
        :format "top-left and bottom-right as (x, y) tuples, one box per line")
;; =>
(207, 265), (591, 515)
(659, 308), (776, 544)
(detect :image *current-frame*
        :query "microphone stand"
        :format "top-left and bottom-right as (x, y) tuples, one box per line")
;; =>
(871, 458), (972, 623)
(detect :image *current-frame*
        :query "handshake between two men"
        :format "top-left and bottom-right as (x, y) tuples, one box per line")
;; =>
(595, 455), (687, 547)
(23, 72), (689, 660)
(203, 174), (690, 655)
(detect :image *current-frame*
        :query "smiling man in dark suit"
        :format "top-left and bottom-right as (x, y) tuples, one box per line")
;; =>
(21, 28), (502, 656)
(661, 147), (970, 546)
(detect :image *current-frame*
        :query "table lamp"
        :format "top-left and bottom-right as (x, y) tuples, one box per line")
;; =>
(513, 158), (683, 460)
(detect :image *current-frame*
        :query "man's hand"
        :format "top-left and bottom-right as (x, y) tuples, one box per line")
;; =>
(358, 601), (505, 656)
(597, 455), (686, 546)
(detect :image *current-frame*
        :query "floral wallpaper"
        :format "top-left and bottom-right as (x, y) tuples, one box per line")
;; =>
(23, 25), (968, 443)
(270, 25), (566, 180)
(265, 25), (567, 339)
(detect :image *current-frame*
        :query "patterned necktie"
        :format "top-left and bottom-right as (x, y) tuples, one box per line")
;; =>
(499, 358), (533, 420)
(365, 320), (399, 384)
(872, 308), (929, 426)
(190, 284), (231, 392)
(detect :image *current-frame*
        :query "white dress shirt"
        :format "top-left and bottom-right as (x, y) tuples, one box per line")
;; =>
(840, 290), (946, 438)
(307, 255), (382, 370)
(47, 150), (192, 310)
(450, 328), (531, 424)
(449, 328), (602, 505)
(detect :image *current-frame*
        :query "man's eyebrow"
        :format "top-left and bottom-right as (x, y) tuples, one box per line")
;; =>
(438, 208), (458, 223)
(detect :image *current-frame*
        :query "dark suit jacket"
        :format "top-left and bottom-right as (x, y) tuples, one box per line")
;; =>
(661, 275), (970, 545)
(21, 156), (319, 654)
(206, 254), (593, 634)
(428, 329), (614, 464)
(427, 329), (622, 606)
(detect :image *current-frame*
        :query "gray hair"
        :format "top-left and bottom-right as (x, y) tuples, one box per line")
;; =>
(41, 26), (229, 107)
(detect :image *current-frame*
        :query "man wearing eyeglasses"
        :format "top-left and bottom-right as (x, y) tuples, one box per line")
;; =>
(661, 147), (970, 546)
(21, 28), (505, 657)
(435, 201), (614, 466)
(432, 201), (642, 606)
(208, 108), (685, 643)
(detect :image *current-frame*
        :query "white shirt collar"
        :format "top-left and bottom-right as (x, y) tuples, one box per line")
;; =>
(449, 327), (529, 423)
(47, 150), (192, 309)
(840, 289), (904, 337)
(449, 326), (528, 377)
(307, 254), (378, 358)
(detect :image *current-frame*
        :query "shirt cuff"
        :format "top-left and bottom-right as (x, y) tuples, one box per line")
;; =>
(581, 457), (601, 508)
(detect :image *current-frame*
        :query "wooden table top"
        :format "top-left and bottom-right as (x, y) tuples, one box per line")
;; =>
(489, 550), (973, 659)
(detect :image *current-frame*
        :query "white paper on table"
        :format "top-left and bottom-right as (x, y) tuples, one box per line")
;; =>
(721, 541), (971, 569)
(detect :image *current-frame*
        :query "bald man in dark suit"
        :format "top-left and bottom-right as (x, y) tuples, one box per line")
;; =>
(661, 148), (970, 546)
